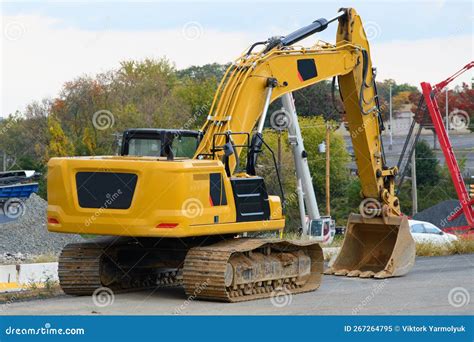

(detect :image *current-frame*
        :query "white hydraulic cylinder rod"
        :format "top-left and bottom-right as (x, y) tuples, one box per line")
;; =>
(256, 85), (274, 134)
(281, 93), (320, 234)
(296, 178), (308, 233)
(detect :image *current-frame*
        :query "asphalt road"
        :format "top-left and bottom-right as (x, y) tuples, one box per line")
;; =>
(2, 254), (473, 315)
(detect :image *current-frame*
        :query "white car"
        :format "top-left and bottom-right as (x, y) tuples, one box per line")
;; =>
(409, 219), (458, 245)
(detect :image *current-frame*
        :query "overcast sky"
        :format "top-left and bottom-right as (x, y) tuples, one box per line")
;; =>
(1, 0), (473, 117)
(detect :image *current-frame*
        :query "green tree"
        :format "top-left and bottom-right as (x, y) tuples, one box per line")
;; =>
(176, 63), (228, 81)
(174, 77), (217, 127)
(414, 140), (441, 187)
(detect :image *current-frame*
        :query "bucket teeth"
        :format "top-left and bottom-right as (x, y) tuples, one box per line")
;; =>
(334, 269), (349, 276)
(347, 270), (362, 277)
(374, 270), (391, 279)
(359, 271), (375, 278)
(323, 268), (335, 275)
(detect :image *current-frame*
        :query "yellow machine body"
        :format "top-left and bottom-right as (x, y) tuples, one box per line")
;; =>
(47, 157), (284, 237)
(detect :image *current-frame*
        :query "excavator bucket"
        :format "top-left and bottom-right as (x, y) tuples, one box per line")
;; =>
(325, 214), (415, 278)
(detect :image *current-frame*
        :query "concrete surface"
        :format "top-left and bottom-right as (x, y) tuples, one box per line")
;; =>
(17, 262), (58, 284)
(1, 254), (472, 315)
(0, 265), (17, 283)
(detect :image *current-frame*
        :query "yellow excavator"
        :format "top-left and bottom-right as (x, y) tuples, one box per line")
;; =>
(47, 8), (415, 302)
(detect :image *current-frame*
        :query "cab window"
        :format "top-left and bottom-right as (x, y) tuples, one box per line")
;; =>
(172, 135), (198, 158)
(128, 138), (161, 157)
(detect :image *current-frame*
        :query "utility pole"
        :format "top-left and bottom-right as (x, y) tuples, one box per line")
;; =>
(411, 149), (418, 215)
(389, 83), (393, 150)
(325, 123), (330, 216)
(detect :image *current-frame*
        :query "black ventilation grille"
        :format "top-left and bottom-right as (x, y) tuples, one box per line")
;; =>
(76, 172), (137, 209)
(230, 177), (270, 222)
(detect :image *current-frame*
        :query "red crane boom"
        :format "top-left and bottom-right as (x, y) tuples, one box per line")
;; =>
(420, 62), (474, 233)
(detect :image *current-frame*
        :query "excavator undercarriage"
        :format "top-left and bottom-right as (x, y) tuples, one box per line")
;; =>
(58, 237), (323, 302)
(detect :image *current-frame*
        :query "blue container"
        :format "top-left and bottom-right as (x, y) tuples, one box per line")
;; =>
(0, 183), (39, 201)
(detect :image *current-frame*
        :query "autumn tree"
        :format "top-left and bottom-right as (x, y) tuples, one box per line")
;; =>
(47, 115), (74, 158)
(432, 83), (474, 132)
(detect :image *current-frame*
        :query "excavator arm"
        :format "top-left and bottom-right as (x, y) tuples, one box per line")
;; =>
(194, 8), (415, 278)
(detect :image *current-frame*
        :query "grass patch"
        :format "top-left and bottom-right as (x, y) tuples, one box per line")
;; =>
(0, 286), (62, 305)
(281, 231), (303, 240)
(0, 275), (61, 306)
(327, 235), (344, 247)
(26, 253), (58, 264)
(416, 238), (474, 257)
(281, 231), (345, 247)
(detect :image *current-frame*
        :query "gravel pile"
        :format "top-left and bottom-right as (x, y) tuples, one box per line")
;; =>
(413, 199), (468, 229)
(0, 194), (83, 262)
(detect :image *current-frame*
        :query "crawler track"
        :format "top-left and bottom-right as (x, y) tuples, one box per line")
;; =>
(58, 237), (185, 295)
(182, 239), (323, 302)
(58, 241), (106, 295)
